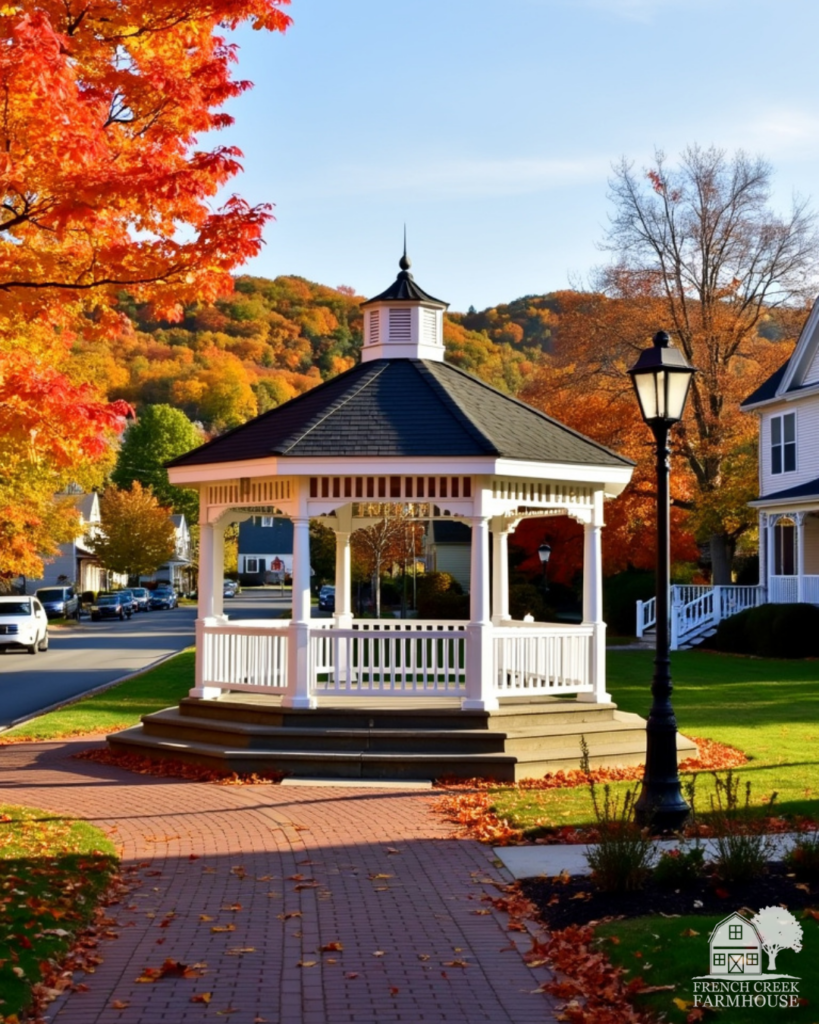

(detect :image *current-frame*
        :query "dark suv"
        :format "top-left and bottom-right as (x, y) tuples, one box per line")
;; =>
(35, 586), (81, 620)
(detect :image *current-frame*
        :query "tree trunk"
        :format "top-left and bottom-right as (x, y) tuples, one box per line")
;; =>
(710, 533), (735, 585)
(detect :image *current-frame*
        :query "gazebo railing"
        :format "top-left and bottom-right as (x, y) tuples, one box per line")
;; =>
(200, 620), (289, 693)
(198, 619), (595, 700)
(311, 621), (467, 695)
(493, 625), (593, 696)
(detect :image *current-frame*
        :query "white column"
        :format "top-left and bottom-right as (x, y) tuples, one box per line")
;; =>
(334, 531), (352, 625)
(796, 512), (806, 603)
(191, 497), (221, 699)
(768, 514), (778, 601)
(464, 511), (498, 711)
(212, 524), (226, 620)
(758, 511), (768, 598)
(491, 517), (510, 625)
(285, 511), (314, 708)
(578, 492), (611, 704)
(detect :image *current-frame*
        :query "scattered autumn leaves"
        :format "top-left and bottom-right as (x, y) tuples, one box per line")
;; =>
(73, 747), (285, 785)
(433, 736), (749, 846)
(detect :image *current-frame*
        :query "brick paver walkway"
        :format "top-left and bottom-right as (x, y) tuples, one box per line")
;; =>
(2, 740), (559, 1023)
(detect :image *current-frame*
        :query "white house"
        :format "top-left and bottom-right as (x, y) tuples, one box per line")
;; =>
(741, 297), (819, 605)
(140, 514), (192, 591)
(25, 491), (114, 594)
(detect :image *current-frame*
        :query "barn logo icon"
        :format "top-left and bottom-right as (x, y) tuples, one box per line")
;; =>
(691, 907), (803, 1012)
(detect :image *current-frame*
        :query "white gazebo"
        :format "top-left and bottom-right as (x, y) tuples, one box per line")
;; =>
(165, 254), (634, 717)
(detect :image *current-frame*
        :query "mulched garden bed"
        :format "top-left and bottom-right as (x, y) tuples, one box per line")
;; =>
(520, 861), (819, 932)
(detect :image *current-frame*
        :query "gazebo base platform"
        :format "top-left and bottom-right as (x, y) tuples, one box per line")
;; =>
(107, 694), (698, 783)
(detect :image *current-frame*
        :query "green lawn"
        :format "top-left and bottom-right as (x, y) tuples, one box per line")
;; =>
(596, 912), (818, 1024)
(0, 805), (117, 1020)
(492, 650), (819, 830)
(0, 649), (195, 742)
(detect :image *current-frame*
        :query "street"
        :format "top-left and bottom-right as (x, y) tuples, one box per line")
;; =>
(0, 589), (311, 730)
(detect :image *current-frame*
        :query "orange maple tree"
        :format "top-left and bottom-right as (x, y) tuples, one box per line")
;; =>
(0, 1), (291, 580)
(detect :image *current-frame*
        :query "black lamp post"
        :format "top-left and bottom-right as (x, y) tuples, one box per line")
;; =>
(628, 331), (697, 831)
(537, 542), (552, 594)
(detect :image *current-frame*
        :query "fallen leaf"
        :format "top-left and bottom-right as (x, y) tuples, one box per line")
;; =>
(369, 873), (392, 880)
(222, 903), (243, 912)
(417, 954), (430, 961)
(320, 942), (343, 953)
(673, 997), (693, 1010)
(111, 1000), (130, 1009)
(386, 847), (401, 854)
(297, 960), (317, 968)
(199, 915), (215, 922)
(389, 986), (400, 996)
(278, 911), (302, 921)
(191, 993), (212, 1004)
(442, 959), (469, 968)
(680, 928), (700, 937)
(211, 924), (236, 933)
(345, 972), (359, 979)
(373, 950), (386, 957)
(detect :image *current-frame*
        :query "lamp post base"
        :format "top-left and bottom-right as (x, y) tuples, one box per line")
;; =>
(634, 781), (690, 833)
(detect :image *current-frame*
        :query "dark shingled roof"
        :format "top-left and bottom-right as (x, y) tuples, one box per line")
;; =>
(361, 268), (447, 307)
(754, 477), (819, 502)
(740, 362), (790, 408)
(168, 359), (633, 470)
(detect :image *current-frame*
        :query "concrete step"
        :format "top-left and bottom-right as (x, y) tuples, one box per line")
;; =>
(142, 707), (508, 755)
(107, 728), (519, 782)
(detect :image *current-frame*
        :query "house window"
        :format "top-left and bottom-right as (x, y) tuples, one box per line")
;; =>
(713, 953), (726, 966)
(245, 558), (259, 573)
(729, 925), (742, 940)
(746, 953), (758, 966)
(774, 520), (795, 576)
(771, 413), (796, 474)
(260, 516), (274, 527)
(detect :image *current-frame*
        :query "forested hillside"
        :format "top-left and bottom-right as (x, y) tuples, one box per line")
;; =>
(91, 275), (540, 433)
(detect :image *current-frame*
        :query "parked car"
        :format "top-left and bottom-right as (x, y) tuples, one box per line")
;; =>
(117, 589), (138, 614)
(131, 587), (151, 612)
(35, 586), (80, 621)
(149, 587), (178, 610)
(318, 585), (335, 611)
(0, 596), (49, 654)
(223, 579), (239, 598)
(90, 594), (132, 621)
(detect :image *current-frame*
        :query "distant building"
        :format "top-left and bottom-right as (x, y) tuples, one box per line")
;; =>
(238, 516), (294, 585)
(25, 491), (125, 594)
(425, 519), (471, 591)
(140, 514), (192, 591)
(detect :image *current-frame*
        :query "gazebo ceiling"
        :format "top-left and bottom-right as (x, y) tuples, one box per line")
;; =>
(168, 357), (632, 471)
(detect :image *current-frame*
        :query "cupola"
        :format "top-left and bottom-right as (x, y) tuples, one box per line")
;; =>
(360, 248), (448, 363)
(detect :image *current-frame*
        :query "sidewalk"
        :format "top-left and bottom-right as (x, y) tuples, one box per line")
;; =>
(2, 740), (559, 1024)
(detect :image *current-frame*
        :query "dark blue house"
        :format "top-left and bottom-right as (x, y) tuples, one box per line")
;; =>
(238, 516), (294, 585)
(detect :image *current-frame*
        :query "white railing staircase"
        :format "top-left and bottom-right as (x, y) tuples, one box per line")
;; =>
(636, 585), (764, 650)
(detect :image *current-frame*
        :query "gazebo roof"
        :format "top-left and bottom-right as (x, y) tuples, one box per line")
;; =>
(168, 357), (632, 469)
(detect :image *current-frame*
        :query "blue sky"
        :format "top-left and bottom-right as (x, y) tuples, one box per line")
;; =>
(220, 0), (819, 312)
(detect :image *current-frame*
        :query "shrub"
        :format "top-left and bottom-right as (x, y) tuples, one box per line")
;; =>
(709, 603), (819, 658)
(417, 573), (468, 619)
(508, 583), (547, 621)
(708, 771), (776, 883)
(654, 844), (705, 887)
(603, 568), (655, 636)
(785, 831), (819, 879)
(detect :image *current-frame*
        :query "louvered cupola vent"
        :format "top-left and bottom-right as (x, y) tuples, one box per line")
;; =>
(388, 308), (412, 341)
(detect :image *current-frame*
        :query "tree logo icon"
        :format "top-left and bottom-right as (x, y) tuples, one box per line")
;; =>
(751, 907), (803, 972)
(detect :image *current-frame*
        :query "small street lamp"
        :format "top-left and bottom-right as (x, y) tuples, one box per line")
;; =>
(628, 330), (697, 831)
(537, 542), (552, 593)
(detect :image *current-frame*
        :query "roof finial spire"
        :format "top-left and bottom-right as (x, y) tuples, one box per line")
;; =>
(399, 225), (411, 272)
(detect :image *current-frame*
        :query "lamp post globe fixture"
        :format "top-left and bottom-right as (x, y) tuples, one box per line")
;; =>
(628, 331), (697, 831)
(537, 541), (552, 594)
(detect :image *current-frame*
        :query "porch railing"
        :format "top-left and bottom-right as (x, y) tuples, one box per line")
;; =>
(766, 575), (819, 603)
(493, 625), (593, 696)
(636, 585), (764, 650)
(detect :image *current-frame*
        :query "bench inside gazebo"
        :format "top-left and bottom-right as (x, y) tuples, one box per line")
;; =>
(108, 254), (696, 780)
